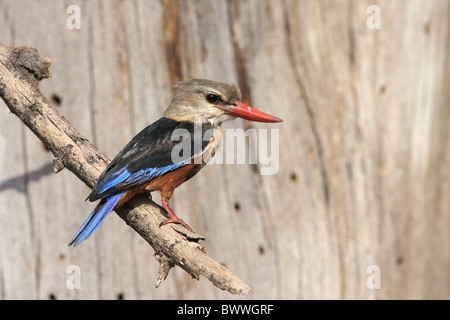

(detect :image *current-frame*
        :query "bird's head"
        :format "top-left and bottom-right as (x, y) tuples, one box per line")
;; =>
(163, 79), (282, 126)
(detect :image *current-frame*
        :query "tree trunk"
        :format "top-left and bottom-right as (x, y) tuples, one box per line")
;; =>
(0, 0), (449, 299)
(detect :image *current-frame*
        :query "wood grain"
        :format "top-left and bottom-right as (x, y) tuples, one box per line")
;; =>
(0, 43), (251, 296)
(0, 0), (449, 299)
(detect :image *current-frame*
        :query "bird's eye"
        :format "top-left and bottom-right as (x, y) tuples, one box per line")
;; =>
(206, 93), (220, 104)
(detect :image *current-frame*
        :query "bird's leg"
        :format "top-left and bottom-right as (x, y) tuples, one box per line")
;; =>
(160, 197), (192, 231)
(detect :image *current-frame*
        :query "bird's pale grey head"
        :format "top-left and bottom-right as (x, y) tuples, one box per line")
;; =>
(163, 79), (242, 126)
(163, 78), (282, 126)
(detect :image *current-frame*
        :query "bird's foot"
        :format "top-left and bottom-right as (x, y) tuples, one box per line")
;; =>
(160, 216), (192, 231)
(160, 198), (192, 231)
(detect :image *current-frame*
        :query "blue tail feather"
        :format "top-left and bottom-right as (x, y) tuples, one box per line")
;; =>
(69, 193), (124, 247)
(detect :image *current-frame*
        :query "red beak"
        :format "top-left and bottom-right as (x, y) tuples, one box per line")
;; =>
(216, 100), (283, 123)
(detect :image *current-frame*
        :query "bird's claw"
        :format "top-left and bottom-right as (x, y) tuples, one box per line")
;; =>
(160, 216), (192, 231)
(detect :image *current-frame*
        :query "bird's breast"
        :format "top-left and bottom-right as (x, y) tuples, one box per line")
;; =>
(199, 126), (222, 164)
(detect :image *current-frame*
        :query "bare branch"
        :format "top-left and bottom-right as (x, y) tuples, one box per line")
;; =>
(0, 44), (252, 295)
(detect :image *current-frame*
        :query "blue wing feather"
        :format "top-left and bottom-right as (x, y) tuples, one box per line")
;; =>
(94, 162), (186, 196)
(94, 166), (131, 195)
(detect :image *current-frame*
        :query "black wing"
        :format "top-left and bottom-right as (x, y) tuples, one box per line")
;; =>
(88, 117), (214, 201)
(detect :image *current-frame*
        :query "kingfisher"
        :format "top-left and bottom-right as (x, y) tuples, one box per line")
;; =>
(69, 79), (282, 246)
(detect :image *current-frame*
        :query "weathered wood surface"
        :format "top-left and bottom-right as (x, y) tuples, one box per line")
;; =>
(0, 43), (254, 296)
(0, 0), (449, 299)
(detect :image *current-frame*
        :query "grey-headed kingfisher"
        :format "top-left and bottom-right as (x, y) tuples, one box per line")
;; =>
(69, 79), (282, 246)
